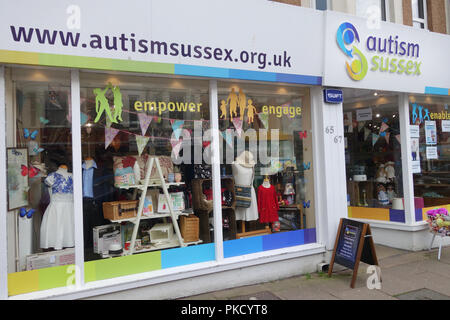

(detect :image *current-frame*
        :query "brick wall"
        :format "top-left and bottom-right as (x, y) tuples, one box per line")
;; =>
(426, 0), (447, 34)
(271, 0), (302, 6)
(402, 0), (413, 26)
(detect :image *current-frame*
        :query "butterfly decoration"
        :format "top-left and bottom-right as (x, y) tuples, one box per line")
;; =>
(39, 117), (50, 125)
(19, 207), (36, 219)
(21, 165), (40, 178)
(302, 200), (311, 209)
(30, 144), (45, 155)
(298, 131), (308, 139)
(303, 162), (311, 171)
(24, 128), (38, 140)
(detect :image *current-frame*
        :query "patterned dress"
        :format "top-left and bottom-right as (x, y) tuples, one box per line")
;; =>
(40, 168), (74, 249)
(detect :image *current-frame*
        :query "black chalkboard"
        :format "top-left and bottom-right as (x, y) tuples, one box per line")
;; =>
(328, 218), (379, 288)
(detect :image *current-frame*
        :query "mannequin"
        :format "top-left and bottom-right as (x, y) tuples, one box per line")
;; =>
(232, 151), (258, 222)
(40, 164), (74, 250)
(257, 175), (279, 225)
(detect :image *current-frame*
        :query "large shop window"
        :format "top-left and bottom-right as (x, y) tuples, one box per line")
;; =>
(409, 95), (450, 211)
(216, 82), (316, 257)
(6, 68), (73, 296)
(344, 89), (405, 223)
(79, 73), (214, 282)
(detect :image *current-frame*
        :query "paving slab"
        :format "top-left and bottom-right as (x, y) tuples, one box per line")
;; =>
(396, 288), (450, 300)
(273, 286), (339, 300)
(228, 291), (281, 300)
(331, 287), (398, 300)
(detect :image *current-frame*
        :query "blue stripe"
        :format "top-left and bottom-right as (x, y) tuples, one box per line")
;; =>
(224, 237), (263, 258)
(425, 87), (449, 96)
(276, 73), (322, 85)
(174, 64), (230, 78)
(228, 68), (277, 82)
(389, 209), (406, 223)
(415, 209), (424, 222)
(262, 230), (304, 251)
(161, 243), (215, 269)
(175, 63), (322, 86)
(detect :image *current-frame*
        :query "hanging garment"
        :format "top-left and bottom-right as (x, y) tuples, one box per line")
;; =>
(82, 159), (97, 198)
(232, 163), (258, 221)
(40, 168), (74, 250)
(257, 184), (279, 223)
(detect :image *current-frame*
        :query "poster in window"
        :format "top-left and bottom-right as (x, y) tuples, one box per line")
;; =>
(425, 121), (437, 145)
(411, 138), (421, 174)
(7, 148), (29, 210)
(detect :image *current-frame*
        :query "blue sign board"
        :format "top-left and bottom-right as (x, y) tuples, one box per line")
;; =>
(324, 89), (343, 104)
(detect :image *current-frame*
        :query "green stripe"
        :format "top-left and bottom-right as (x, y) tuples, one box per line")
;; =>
(87, 251), (161, 282)
(38, 53), (174, 74)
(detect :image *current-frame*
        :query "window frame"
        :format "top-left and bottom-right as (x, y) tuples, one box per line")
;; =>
(412, 0), (428, 30)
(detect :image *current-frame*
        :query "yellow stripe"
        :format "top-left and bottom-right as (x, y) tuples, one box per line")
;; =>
(348, 207), (390, 221)
(0, 50), (39, 65)
(8, 270), (39, 296)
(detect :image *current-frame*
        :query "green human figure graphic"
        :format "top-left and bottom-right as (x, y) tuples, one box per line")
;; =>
(109, 82), (123, 122)
(238, 88), (247, 121)
(93, 86), (117, 124)
(227, 88), (238, 118)
(247, 99), (257, 124)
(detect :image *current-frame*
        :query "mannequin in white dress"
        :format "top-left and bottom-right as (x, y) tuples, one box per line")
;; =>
(40, 165), (75, 250)
(232, 151), (258, 221)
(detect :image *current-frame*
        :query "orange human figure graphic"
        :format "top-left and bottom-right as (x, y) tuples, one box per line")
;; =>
(238, 88), (247, 121)
(247, 99), (257, 124)
(219, 100), (228, 120)
(227, 88), (238, 118)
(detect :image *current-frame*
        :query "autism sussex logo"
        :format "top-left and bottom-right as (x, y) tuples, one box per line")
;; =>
(336, 22), (368, 81)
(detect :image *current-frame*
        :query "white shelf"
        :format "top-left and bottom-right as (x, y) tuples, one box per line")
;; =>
(118, 182), (185, 190)
(101, 236), (203, 257)
(107, 209), (193, 223)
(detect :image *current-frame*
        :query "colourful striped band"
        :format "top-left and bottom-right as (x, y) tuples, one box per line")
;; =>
(8, 229), (316, 296)
(0, 49), (322, 86)
(425, 86), (450, 96)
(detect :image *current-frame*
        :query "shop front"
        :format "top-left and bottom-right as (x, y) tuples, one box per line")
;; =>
(323, 11), (450, 251)
(0, 0), (345, 300)
(0, 1), (449, 300)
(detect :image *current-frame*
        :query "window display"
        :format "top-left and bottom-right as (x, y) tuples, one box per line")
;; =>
(79, 72), (212, 269)
(409, 95), (450, 208)
(6, 68), (73, 275)
(217, 81), (315, 249)
(344, 89), (404, 218)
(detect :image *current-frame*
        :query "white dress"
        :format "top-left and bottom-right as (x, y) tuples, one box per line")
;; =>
(40, 168), (75, 250)
(232, 163), (259, 221)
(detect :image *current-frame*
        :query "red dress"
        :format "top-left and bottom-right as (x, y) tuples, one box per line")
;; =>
(257, 184), (279, 223)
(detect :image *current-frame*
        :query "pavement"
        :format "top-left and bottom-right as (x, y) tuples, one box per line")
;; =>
(180, 244), (450, 300)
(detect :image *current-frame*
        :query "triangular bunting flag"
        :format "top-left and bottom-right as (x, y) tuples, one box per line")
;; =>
(222, 129), (233, 148)
(232, 117), (243, 138)
(395, 134), (401, 144)
(380, 122), (389, 133)
(138, 113), (153, 136)
(171, 120), (184, 140)
(258, 113), (269, 129)
(105, 127), (119, 149)
(135, 135), (150, 156)
(80, 112), (89, 126)
(372, 133), (379, 146)
(171, 138), (183, 159)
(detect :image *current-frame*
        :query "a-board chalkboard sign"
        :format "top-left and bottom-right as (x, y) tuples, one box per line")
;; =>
(328, 218), (379, 288)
